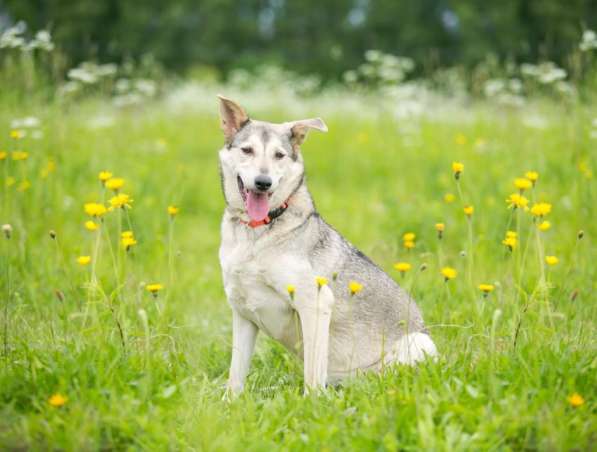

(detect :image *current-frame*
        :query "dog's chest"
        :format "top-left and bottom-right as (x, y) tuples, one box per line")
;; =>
(220, 233), (297, 344)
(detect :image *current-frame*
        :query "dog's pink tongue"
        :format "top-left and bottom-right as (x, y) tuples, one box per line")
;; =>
(246, 191), (269, 221)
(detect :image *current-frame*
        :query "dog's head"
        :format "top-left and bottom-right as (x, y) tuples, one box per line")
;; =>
(217, 95), (327, 221)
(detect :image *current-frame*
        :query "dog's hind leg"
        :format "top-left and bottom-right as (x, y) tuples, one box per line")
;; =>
(227, 309), (258, 395)
(385, 332), (438, 366)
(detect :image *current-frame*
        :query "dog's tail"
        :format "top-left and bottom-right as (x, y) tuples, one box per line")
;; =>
(386, 332), (438, 365)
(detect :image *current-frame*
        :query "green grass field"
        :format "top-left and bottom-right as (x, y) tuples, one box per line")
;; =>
(0, 94), (595, 450)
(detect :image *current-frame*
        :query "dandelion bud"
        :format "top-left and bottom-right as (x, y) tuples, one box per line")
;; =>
(570, 289), (578, 301)
(2, 224), (12, 239)
(55, 290), (65, 302)
(577, 230), (584, 240)
(332, 272), (338, 281)
(419, 263), (428, 272)
(49, 230), (56, 239)
(286, 284), (296, 300)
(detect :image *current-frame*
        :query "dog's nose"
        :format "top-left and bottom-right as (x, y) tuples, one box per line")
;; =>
(254, 175), (272, 192)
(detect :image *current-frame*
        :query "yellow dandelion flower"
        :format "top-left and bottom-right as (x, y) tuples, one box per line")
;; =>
(77, 256), (91, 266)
(10, 129), (24, 139)
(578, 160), (593, 179)
(506, 193), (529, 210)
(403, 240), (415, 249)
(441, 267), (457, 281)
(452, 161), (464, 179)
(502, 236), (517, 251)
(286, 284), (296, 299)
(17, 180), (31, 192)
(12, 151), (29, 161)
(506, 230), (517, 238)
(99, 171), (113, 183)
(146, 283), (164, 296)
(109, 193), (133, 209)
(84, 202), (107, 218)
(315, 276), (328, 288)
(444, 193), (456, 203)
(530, 202), (552, 217)
(402, 232), (416, 242)
(121, 231), (137, 249)
(0, 150), (7, 160)
(514, 177), (532, 192)
(394, 262), (411, 275)
(567, 393), (585, 408)
(478, 284), (494, 296)
(463, 205), (474, 217)
(435, 222), (445, 239)
(538, 221), (551, 231)
(84, 220), (99, 231)
(48, 393), (68, 407)
(168, 205), (180, 217)
(105, 177), (125, 191)
(40, 160), (56, 179)
(122, 236), (137, 250)
(348, 281), (363, 296)
(525, 171), (539, 184)
(545, 255), (559, 266)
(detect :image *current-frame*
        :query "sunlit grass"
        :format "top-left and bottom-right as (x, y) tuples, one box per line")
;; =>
(0, 96), (595, 450)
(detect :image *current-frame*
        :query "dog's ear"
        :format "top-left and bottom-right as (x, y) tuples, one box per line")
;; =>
(289, 118), (328, 148)
(217, 95), (249, 143)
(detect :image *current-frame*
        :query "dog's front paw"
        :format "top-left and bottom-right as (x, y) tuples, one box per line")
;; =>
(223, 381), (243, 401)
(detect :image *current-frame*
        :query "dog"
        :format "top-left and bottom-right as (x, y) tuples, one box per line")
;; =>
(217, 96), (437, 394)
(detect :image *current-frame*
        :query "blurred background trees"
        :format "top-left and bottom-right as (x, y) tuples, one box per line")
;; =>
(1, 0), (595, 80)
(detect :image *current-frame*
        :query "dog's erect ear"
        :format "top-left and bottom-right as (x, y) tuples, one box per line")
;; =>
(217, 95), (249, 143)
(289, 118), (328, 148)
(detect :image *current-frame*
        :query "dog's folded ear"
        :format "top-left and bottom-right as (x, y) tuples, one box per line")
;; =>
(289, 118), (328, 148)
(217, 95), (249, 143)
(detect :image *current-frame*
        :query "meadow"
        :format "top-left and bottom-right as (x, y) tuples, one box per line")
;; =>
(0, 84), (596, 450)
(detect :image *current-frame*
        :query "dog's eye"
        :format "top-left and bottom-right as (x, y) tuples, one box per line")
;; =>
(274, 151), (285, 160)
(241, 146), (253, 155)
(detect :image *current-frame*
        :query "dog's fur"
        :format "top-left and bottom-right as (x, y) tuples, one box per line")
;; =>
(217, 96), (437, 393)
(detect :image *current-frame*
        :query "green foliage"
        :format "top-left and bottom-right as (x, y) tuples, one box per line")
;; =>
(3, 0), (597, 79)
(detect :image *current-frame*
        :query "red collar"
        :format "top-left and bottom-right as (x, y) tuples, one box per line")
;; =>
(240, 201), (289, 228)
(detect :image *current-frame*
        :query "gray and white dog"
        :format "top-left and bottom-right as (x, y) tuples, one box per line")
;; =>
(217, 96), (437, 394)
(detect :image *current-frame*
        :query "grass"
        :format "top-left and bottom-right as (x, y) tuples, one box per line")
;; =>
(0, 94), (595, 450)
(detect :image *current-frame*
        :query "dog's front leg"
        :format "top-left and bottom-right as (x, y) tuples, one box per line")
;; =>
(227, 308), (258, 395)
(296, 284), (335, 391)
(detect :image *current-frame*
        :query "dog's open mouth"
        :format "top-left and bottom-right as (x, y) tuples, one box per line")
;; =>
(237, 175), (271, 222)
